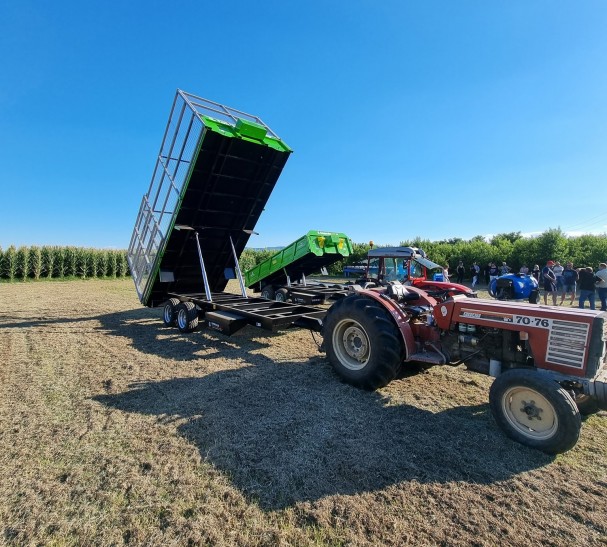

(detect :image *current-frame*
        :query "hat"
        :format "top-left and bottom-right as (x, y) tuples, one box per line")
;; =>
(547, 260), (555, 266)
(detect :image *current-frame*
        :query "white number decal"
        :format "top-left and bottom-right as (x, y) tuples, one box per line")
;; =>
(514, 315), (550, 328)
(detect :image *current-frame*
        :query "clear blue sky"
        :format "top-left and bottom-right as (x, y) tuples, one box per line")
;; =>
(2, 1), (606, 249)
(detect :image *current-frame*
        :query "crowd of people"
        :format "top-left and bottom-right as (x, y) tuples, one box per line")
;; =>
(448, 259), (607, 311)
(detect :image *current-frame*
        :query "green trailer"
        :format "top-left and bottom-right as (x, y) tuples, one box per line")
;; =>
(244, 230), (354, 304)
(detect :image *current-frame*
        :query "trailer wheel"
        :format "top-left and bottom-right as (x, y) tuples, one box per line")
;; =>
(176, 302), (199, 333)
(489, 369), (581, 454)
(162, 298), (181, 327)
(323, 295), (403, 390)
(275, 288), (289, 302)
(260, 285), (275, 300)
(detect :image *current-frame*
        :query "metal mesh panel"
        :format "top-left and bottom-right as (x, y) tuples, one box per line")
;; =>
(128, 93), (206, 301)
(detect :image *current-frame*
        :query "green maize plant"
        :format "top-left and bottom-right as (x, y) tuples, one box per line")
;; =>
(65, 247), (78, 277)
(41, 246), (56, 279)
(15, 246), (30, 281)
(90, 249), (100, 278)
(30, 246), (43, 280)
(76, 248), (93, 279)
(107, 250), (117, 278)
(116, 251), (129, 277)
(97, 251), (109, 278)
(54, 246), (67, 278)
(1, 246), (17, 280)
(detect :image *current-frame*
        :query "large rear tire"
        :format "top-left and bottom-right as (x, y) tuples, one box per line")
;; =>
(323, 295), (403, 390)
(489, 369), (581, 454)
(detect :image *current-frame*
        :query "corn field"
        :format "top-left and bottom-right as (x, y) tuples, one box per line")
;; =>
(0, 246), (130, 281)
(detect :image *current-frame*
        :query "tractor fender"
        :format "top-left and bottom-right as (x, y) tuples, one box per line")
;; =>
(353, 290), (417, 359)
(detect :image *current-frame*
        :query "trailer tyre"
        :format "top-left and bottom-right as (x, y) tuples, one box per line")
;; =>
(176, 302), (199, 333)
(489, 369), (581, 454)
(260, 286), (275, 300)
(323, 295), (403, 390)
(162, 298), (181, 327)
(275, 288), (289, 302)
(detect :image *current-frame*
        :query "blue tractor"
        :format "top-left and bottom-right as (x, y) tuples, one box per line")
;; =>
(489, 273), (540, 304)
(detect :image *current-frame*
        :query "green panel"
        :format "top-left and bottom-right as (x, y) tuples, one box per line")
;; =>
(235, 119), (267, 141)
(200, 115), (292, 153)
(244, 230), (353, 287)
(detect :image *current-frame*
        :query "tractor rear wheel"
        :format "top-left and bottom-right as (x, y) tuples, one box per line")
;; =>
(323, 295), (403, 390)
(489, 369), (581, 454)
(176, 302), (199, 333)
(162, 298), (181, 327)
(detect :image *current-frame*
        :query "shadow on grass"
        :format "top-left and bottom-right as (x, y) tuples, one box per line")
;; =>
(1, 307), (279, 360)
(93, 355), (552, 511)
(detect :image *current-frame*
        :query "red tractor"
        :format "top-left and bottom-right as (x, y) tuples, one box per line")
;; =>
(356, 246), (474, 300)
(322, 283), (607, 454)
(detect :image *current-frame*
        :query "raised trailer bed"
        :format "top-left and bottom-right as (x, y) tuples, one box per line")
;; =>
(128, 90), (332, 335)
(128, 90), (292, 308)
(245, 230), (354, 303)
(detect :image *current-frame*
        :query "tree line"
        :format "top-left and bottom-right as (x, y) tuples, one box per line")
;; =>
(242, 229), (607, 278)
(0, 246), (130, 281)
(2, 229), (605, 282)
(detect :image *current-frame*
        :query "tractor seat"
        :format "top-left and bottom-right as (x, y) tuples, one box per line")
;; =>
(386, 281), (419, 302)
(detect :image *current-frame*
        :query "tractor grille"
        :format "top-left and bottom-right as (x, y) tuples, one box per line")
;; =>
(546, 319), (589, 370)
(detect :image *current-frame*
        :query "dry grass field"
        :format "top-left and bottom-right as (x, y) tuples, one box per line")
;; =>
(1, 279), (606, 546)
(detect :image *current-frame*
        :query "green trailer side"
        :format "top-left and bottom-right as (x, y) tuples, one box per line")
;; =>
(244, 231), (353, 290)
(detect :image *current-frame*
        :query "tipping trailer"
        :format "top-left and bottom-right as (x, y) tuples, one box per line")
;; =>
(244, 230), (355, 304)
(127, 90), (325, 334)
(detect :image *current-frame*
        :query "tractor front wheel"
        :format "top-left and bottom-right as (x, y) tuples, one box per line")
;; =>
(323, 295), (403, 390)
(489, 369), (581, 454)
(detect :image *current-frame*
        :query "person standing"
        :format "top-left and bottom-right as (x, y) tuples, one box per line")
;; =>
(500, 262), (511, 275)
(560, 262), (579, 305)
(470, 262), (480, 288)
(489, 263), (500, 284)
(553, 261), (564, 294)
(542, 260), (558, 305)
(456, 261), (465, 284)
(484, 263), (491, 285)
(578, 267), (596, 310)
(519, 264), (529, 274)
(595, 262), (607, 312)
(443, 264), (450, 282)
(532, 264), (541, 282)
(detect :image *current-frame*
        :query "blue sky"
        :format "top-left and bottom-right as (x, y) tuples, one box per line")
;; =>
(1, 1), (606, 249)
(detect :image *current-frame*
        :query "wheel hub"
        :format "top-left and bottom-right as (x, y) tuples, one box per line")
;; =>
(520, 400), (543, 420)
(343, 326), (368, 362)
